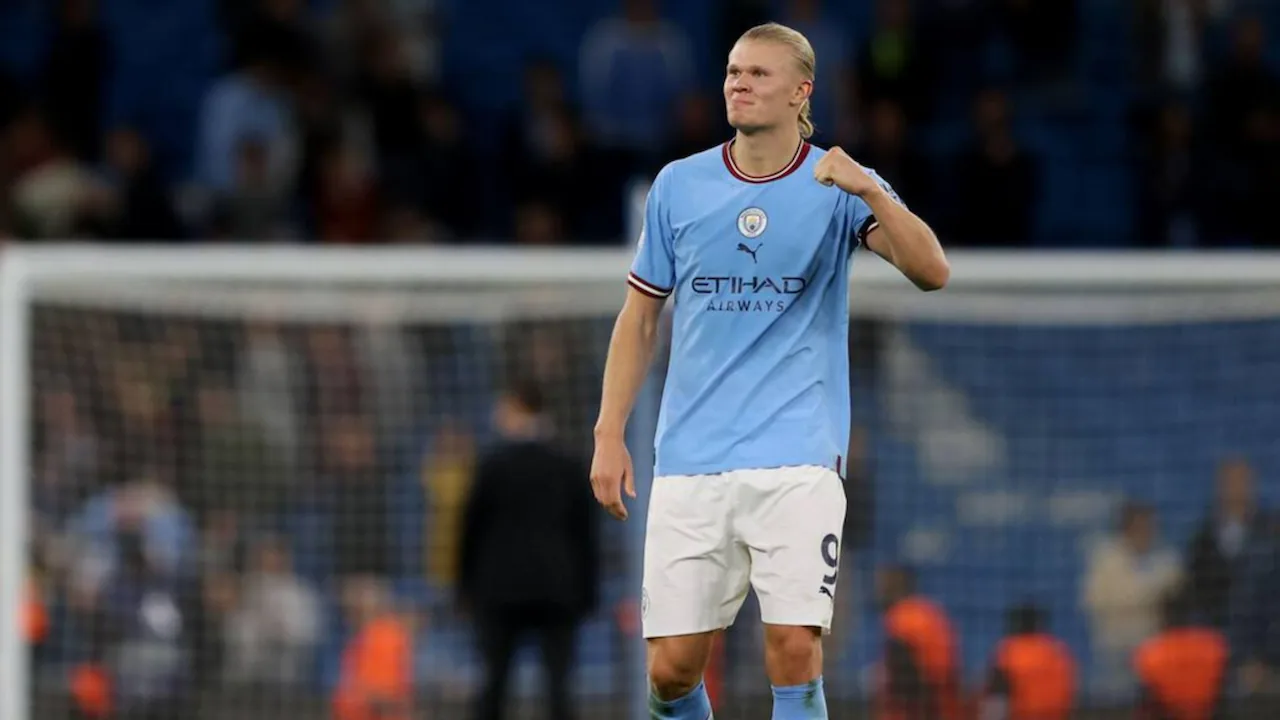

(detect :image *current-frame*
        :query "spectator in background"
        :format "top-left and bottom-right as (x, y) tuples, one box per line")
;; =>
(513, 200), (566, 246)
(1082, 501), (1182, 701)
(1135, 101), (1205, 248)
(875, 565), (962, 720)
(236, 321), (303, 470)
(856, 0), (933, 126)
(41, 0), (106, 162)
(952, 88), (1039, 246)
(326, 414), (391, 580)
(1134, 588), (1228, 719)
(333, 577), (413, 720)
(503, 59), (598, 239)
(315, 136), (380, 242)
(1134, 0), (1232, 96)
(224, 535), (322, 687)
(33, 382), (100, 524)
(500, 320), (601, 456)
(663, 93), (720, 166)
(194, 375), (285, 518)
(1207, 16), (1278, 159)
(67, 472), (197, 610)
(415, 90), (476, 238)
(1230, 511), (1280, 697)
(306, 326), (364, 422)
(356, 31), (421, 184)
(421, 418), (476, 590)
(195, 26), (299, 197)
(853, 98), (931, 217)
(210, 136), (297, 240)
(76, 491), (206, 720)
(459, 381), (598, 720)
(579, 0), (693, 157)
(979, 603), (1076, 720)
(1206, 16), (1280, 247)
(98, 128), (185, 241)
(353, 316), (422, 460)
(6, 108), (102, 238)
(1186, 457), (1262, 629)
(782, 0), (852, 144)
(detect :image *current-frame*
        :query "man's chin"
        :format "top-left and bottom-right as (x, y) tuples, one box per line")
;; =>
(728, 119), (770, 136)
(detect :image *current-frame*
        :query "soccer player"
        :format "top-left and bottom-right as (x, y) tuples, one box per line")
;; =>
(589, 21), (948, 720)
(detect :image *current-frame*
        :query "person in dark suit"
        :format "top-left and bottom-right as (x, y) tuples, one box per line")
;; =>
(1186, 458), (1261, 629)
(459, 380), (599, 720)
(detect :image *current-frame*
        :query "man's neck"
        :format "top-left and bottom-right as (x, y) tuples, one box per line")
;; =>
(732, 127), (803, 177)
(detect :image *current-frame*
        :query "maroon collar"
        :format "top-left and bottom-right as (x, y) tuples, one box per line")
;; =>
(722, 138), (810, 183)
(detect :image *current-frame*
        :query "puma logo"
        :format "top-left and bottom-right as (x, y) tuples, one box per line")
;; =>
(737, 242), (762, 263)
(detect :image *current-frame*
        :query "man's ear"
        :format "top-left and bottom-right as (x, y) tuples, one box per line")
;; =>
(795, 79), (814, 106)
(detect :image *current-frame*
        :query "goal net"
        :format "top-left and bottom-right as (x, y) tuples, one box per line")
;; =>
(3, 246), (1279, 720)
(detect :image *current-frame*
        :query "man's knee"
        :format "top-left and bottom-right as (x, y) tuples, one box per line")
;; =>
(647, 634), (714, 700)
(764, 625), (823, 684)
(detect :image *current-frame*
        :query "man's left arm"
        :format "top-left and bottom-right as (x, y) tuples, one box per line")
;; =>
(815, 146), (949, 291)
(861, 188), (949, 291)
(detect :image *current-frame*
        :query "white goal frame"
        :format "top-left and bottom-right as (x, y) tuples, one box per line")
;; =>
(3, 244), (1280, 720)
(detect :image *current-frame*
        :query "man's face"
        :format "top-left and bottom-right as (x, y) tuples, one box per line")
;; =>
(1219, 461), (1255, 514)
(724, 40), (809, 136)
(1127, 512), (1156, 552)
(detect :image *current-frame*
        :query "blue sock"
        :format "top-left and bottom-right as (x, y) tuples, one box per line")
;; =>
(771, 676), (828, 719)
(649, 680), (713, 719)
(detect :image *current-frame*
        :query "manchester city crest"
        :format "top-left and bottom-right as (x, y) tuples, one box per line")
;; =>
(737, 207), (767, 238)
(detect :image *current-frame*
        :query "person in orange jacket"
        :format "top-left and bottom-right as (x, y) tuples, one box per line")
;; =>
(875, 566), (963, 720)
(978, 603), (1076, 720)
(1133, 589), (1227, 720)
(333, 577), (415, 720)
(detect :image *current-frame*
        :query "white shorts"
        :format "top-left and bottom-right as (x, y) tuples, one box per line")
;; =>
(641, 465), (847, 639)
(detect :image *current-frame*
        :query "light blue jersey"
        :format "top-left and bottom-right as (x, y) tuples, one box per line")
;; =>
(629, 140), (898, 478)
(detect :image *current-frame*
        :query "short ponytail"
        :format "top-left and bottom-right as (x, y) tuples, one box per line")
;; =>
(798, 98), (815, 139)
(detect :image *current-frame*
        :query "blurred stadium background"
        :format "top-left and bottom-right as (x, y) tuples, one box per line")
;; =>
(1, 0), (1279, 719)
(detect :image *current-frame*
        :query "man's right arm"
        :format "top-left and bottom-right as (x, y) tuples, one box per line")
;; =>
(590, 288), (665, 520)
(591, 166), (675, 520)
(595, 288), (665, 439)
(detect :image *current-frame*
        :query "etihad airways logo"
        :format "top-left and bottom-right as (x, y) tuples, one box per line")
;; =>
(691, 275), (808, 313)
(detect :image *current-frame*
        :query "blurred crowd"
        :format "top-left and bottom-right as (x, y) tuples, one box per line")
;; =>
(1080, 459), (1280, 701)
(19, 298), (1280, 718)
(22, 307), (616, 718)
(0, 0), (1276, 247)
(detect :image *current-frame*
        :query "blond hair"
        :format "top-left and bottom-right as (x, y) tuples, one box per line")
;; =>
(737, 22), (817, 139)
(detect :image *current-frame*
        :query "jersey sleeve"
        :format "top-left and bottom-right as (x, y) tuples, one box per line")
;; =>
(628, 167), (676, 298)
(846, 167), (905, 248)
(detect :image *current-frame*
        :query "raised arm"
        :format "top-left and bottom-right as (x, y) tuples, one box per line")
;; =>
(815, 146), (949, 291)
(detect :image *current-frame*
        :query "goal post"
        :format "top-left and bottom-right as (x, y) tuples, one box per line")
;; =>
(3, 245), (1280, 720)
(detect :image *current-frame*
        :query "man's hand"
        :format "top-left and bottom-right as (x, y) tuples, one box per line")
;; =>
(590, 434), (636, 520)
(814, 146), (882, 197)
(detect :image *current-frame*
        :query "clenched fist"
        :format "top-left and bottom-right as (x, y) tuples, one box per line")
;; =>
(814, 146), (881, 198)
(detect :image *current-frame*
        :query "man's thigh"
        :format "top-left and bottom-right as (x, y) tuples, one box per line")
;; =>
(735, 465), (848, 631)
(643, 473), (751, 639)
